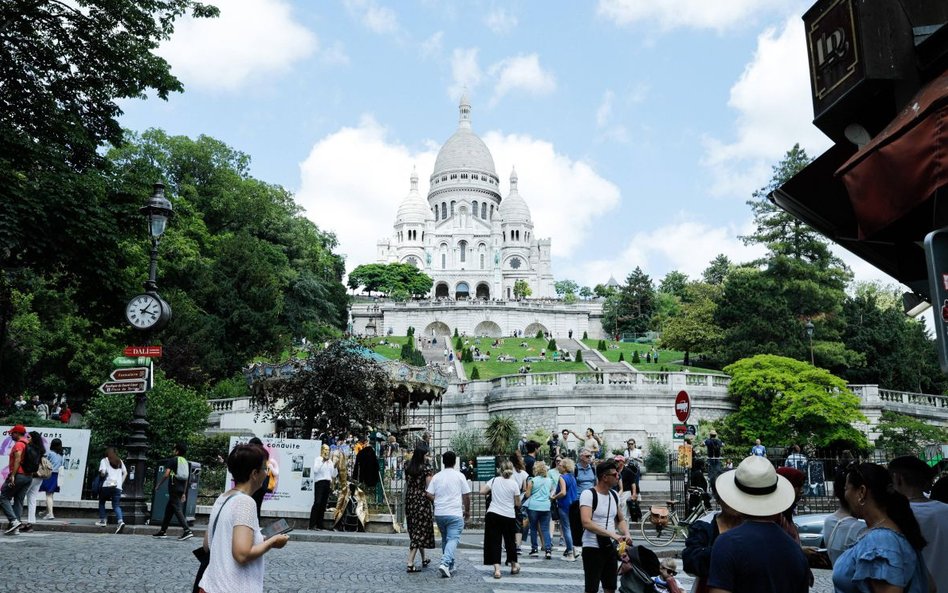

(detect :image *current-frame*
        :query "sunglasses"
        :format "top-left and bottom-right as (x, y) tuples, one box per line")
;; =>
(661, 567), (677, 576)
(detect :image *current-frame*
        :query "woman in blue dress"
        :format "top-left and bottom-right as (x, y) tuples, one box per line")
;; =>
(40, 438), (65, 520)
(832, 463), (934, 593)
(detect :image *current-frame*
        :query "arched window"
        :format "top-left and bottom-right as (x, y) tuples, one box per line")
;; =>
(459, 240), (467, 263)
(450, 201), (456, 216)
(480, 253), (485, 269)
(481, 202), (487, 219)
(472, 201), (478, 218)
(441, 253), (446, 269)
(441, 202), (447, 219)
(490, 204), (494, 219)
(434, 207), (438, 221)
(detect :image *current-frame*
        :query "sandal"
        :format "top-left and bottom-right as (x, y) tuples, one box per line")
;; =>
(511, 564), (521, 575)
(493, 570), (502, 579)
(422, 558), (431, 567)
(406, 565), (419, 573)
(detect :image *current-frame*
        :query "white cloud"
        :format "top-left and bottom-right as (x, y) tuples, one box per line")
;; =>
(344, 0), (400, 34)
(449, 48), (483, 99)
(564, 218), (766, 287)
(596, 90), (615, 128)
(488, 54), (557, 106)
(597, 0), (796, 32)
(420, 31), (444, 59)
(485, 7), (518, 34)
(320, 41), (350, 66)
(595, 89), (629, 143)
(701, 17), (832, 199)
(296, 118), (620, 271)
(156, 0), (317, 91)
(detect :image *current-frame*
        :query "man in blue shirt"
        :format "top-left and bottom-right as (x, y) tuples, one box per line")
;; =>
(750, 439), (766, 457)
(707, 456), (808, 593)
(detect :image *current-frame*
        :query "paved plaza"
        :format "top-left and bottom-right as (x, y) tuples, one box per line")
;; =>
(0, 531), (835, 593)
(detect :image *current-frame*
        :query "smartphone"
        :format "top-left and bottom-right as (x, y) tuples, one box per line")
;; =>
(261, 518), (293, 538)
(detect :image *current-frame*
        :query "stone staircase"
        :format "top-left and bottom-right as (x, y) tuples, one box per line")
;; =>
(565, 338), (630, 373)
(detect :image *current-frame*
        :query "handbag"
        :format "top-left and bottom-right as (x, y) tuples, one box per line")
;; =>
(192, 493), (240, 593)
(35, 457), (53, 479)
(90, 473), (104, 497)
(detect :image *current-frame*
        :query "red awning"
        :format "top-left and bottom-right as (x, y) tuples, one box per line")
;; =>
(837, 69), (948, 238)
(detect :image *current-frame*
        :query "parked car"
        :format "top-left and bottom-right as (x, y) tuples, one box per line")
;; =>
(793, 513), (830, 547)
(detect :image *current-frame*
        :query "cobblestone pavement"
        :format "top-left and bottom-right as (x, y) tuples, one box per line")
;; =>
(0, 531), (835, 592)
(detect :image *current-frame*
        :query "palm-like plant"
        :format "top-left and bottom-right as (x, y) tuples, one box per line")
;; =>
(484, 415), (518, 454)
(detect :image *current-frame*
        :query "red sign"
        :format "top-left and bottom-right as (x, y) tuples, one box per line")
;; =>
(674, 390), (691, 423)
(123, 345), (162, 357)
(110, 367), (148, 381)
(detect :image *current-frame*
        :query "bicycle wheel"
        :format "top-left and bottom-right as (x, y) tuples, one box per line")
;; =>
(640, 513), (677, 546)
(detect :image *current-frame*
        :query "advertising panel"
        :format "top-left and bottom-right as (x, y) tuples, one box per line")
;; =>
(227, 436), (322, 513)
(0, 427), (91, 501)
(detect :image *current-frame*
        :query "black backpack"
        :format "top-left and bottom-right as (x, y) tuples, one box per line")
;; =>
(21, 443), (43, 474)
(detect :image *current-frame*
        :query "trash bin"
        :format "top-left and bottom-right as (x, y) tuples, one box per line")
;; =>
(150, 460), (202, 526)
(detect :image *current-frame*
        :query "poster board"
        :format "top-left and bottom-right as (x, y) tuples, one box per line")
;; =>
(227, 436), (322, 513)
(0, 427), (91, 502)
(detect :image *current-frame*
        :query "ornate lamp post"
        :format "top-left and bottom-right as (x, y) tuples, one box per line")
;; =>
(123, 182), (173, 524)
(805, 319), (815, 365)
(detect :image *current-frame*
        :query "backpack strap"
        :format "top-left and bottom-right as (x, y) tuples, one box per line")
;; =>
(209, 493), (241, 549)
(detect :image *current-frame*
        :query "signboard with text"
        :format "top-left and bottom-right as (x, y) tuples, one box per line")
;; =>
(124, 345), (162, 357)
(227, 436), (322, 513)
(0, 427), (90, 501)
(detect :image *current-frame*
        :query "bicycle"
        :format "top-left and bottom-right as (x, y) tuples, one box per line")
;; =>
(639, 487), (709, 546)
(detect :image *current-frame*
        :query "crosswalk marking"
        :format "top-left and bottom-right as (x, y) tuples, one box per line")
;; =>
(482, 576), (585, 586)
(473, 564), (582, 575)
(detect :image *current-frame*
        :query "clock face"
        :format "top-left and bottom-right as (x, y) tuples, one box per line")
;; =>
(126, 294), (164, 329)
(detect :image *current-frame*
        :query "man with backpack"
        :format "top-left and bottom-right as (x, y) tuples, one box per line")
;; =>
(579, 460), (633, 593)
(152, 443), (194, 541)
(1, 425), (34, 534)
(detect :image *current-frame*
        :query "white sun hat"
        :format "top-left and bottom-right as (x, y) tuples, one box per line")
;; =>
(714, 455), (795, 517)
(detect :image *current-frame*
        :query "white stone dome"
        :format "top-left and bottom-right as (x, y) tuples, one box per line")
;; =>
(396, 168), (433, 223)
(499, 167), (531, 223)
(432, 95), (496, 176)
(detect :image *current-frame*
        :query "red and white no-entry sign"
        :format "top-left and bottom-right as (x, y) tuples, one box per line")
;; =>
(674, 390), (691, 423)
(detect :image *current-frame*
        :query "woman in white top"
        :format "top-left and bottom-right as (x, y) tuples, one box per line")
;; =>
(198, 444), (289, 593)
(96, 447), (127, 532)
(510, 452), (529, 551)
(481, 461), (522, 579)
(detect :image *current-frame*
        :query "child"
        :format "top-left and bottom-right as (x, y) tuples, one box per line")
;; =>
(652, 558), (683, 593)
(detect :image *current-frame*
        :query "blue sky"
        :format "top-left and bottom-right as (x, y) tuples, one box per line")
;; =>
(118, 0), (895, 291)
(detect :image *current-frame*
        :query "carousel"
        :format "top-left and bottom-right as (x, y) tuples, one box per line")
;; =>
(244, 345), (450, 531)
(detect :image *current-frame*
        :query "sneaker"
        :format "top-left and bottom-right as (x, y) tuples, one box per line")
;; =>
(19, 523), (33, 533)
(115, 522), (125, 534)
(545, 550), (552, 560)
(529, 549), (539, 557)
(41, 516), (55, 521)
(178, 531), (194, 541)
(564, 552), (577, 562)
(4, 521), (20, 535)
(438, 564), (451, 578)
(152, 532), (168, 538)
(94, 521), (107, 527)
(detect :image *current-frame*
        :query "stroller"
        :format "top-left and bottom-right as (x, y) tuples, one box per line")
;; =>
(618, 545), (662, 593)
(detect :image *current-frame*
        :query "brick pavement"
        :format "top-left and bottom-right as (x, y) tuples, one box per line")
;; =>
(0, 531), (835, 593)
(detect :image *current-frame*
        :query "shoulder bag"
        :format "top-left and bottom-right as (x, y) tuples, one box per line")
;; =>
(192, 493), (240, 593)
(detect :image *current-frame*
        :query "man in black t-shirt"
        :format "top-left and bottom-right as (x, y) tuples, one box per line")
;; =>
(153, 442), (193, 541)
(704, 431), (724, 495)
(524, 441), (538, 477)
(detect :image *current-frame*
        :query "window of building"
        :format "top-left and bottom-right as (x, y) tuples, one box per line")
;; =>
(442, 175), (447, 181)
(450, 201), (455, 216)
(510, 256), (522, 269)
(434, 207), (438, 221)
(450, 174), (457, 179)
(490, 205), (494, 218)
(472, 200), (478, 218)
(441, 202), (447, 219)
(461, 173), (468, 179)
(459, 240), (467, 262)
(480, 253), (485, 269)
(407, 256), (418, 268)
(481, 202), (487, 219)
(442, 253), (446, 269)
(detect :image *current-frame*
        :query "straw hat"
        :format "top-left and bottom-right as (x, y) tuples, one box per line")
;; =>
(714, 456), (795, 517)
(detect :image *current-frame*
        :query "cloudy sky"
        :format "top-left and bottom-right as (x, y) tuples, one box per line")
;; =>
(118, 0), (897, 290)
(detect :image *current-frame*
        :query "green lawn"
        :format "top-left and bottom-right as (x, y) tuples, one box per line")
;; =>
(581, 339), (717, 372)
(365, 336), (410, 360)
(464, 360), (590, 380)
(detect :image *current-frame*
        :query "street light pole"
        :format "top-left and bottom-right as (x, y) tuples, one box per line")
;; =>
(123, 182), (173, 525)
(805, 319), (815, 365)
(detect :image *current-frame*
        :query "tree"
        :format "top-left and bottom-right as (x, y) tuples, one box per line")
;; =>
(702, 254), (732, 285)
(722, 354), (868, 451)
(658, 271), (689, 298)
(470, 366), (481, 380)
(513, 279), (532, 299)
(875, 411), (948, 456)
(661, 282), (723, 363)
(484, 415), (519, 454)
(579, 286), (593, 300)
(602, 268), (655, 337)
(575, 350), (583, 362)
(84, 371), (211, 462)
(249, 340), (391, 438)
(554, 279), (579, 298)
(594, 283), (618, 298)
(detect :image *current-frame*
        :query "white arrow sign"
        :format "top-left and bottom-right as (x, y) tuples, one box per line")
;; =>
(98, 380), (147, 394)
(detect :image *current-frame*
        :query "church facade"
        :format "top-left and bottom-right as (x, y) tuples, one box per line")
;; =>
(377, 95), (554, 300)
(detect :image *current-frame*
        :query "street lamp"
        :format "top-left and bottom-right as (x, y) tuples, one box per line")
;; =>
(122, 182), (174, 525)
(805, 319), (815, 365)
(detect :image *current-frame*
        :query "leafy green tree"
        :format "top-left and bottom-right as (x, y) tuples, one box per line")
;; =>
(249, 340), (392, 438)
(649, 291), (681, 332)
(579, 286), (593, 300)
(722, 354), (868, 450)
(513, 279), (532, 299)
(660, 282), (723, 364)
(470, 366), (481, 380)
(348, 263), (432, 298)
(84, 371), (211, 462)
(602, 268), (654, 337)
(702, 254), (732, 285)
(484, 415), (519, 454)
(658, 271), (689, 298)
(554, 279), (579, 298)
(875, 411), (948, 456)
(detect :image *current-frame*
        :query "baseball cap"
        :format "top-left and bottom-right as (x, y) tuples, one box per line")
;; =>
(8, 424), (26, 435)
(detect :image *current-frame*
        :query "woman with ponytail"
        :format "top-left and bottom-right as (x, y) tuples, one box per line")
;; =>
(831, 463), (934, 593)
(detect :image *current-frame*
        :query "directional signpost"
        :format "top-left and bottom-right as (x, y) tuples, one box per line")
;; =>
(123, 345), (162, 357)
(110, 367), (149, 381)
(99, 379), (148, 394)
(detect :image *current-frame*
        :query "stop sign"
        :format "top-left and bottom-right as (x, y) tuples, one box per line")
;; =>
(674, 390), (691, 422)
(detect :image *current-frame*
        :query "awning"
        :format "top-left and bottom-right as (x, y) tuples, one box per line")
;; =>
(837, 69), (948, 239)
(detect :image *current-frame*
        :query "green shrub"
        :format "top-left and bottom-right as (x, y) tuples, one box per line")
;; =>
(547, 338), (557, 350)
(619, 352), (625, 362)
(575, 350), (583, 362)
(632, 350), (640, 363)
(470, 366), (481, 380)
(454, 327), (459, 337)
(582, 331), (588, 340)
(455, 336), (463, 351)
(597, 340), (607, 351)
(450, 427), (488, 460)
(485, 415), (519, 453)
(645, 438), (669, 473)
(536, 329), (545, 339)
